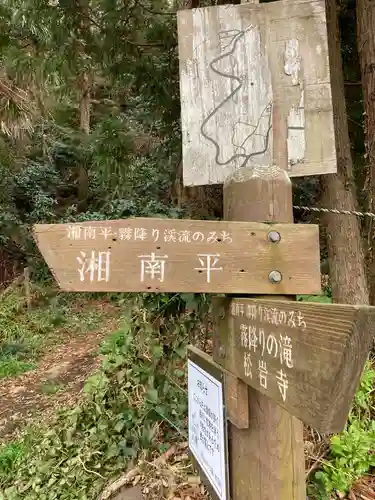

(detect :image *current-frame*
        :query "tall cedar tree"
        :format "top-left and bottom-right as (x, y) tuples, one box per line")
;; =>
(320, 0), (368, 304)
(357, 0), (375, 303)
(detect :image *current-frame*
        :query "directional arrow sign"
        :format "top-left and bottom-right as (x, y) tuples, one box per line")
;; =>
(212, 297), (375, 433)
(33, 217), (321, 294)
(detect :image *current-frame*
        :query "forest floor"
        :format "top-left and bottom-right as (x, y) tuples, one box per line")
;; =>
(0, 281), (374, 500)
(0, 282), (122, 442)
(0, 327), (110, 441)
(0, 282), (207, 499)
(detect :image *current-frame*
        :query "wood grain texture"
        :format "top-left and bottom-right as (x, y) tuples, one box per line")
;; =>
(219, 164), (306, 500)
(177, 0), (336, 186)
(33, 217), (321, 294)
(213, 297), (375, 434)
(224, 373), (249, 429)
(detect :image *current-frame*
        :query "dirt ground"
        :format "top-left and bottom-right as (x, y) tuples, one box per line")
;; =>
(0, 326), (114, 441)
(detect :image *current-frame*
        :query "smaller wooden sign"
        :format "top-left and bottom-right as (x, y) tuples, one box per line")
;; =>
(188, 346), (229, 500)
(212, 298), (375, 434)
(33, 217), (321, 294)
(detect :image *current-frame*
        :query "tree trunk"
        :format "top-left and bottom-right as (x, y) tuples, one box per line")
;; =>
(77, 71), (90, 208)
(79, 72), (91, 135)
(76, 0), (91, 210)
(357, 0), (375, 304)
(320, 0), (368, 305)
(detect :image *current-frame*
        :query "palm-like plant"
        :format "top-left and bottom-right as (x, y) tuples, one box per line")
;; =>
(0, 75), (37, 140)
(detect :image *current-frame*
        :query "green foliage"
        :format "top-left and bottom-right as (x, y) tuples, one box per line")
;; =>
(0, 286), (118, 377)
(0, 442), (26, 475)
(0, 0), (181, 278)
(297, 294), (332, 304)
(0, 358), (36, 378)
(308, 361), (375, 498)
(40, 381), (65, 395)
(0, 291), (206, 499)
(353, 360), (375, 416)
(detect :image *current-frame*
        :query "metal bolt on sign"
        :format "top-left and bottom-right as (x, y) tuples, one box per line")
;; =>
(268, 231), (281, 243)
(269, 270), (282, 283)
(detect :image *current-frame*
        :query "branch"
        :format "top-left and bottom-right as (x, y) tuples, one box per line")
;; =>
(124, 38), (176, 48)
(139, 3), (175, 15)
(77, 456), (105, 480)
(85, 13), (102, 30)
(97, 444), (180, 500)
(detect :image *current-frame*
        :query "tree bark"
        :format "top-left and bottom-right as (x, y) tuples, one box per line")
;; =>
(76, 0), (91, 210)
(77, 71), (91, 208)
(357, 0), (375, 304)
(320, 0), (368, 305)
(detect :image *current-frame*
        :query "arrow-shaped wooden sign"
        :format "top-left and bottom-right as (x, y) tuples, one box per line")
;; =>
(33, 217), (321, 295)
(212, 297), (375, 434)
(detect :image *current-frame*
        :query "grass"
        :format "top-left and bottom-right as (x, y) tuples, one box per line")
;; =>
(0, 358), (37, 378)
(39, 381), (66, 394)
(0, 284), (122, 379)
(0, 441), (26, 475)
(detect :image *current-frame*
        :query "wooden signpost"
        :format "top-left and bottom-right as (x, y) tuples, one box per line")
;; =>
(33, 0), (375, 499)
(213, 297), (375, 434)
(34, 217), (321, 294)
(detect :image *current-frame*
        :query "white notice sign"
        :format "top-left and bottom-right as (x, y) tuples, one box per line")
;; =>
(188, 359), (227, 500)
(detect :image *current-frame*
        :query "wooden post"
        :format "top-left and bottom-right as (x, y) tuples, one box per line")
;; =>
(223, 165), (306, 500)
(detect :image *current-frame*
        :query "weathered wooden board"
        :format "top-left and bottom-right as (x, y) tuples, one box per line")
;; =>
(224, 372), (249, 429)
(33, 218), (321, 294)
(212, 297), (375, 433)
(177, 0), (336, 186)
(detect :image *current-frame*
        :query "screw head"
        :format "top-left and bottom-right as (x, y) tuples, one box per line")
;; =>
(268, 231), (281, 243)
(269, 270), (282, 283)
(219, 345), (226, 358)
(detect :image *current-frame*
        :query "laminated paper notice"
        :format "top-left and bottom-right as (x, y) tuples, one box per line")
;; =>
(188, 359), (227, 500)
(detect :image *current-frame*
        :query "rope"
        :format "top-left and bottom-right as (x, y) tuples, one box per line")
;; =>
(293, 205), (375, 219)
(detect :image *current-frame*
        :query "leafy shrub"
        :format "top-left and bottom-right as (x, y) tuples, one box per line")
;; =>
(308, 361), (375, 498)
(0, 291), (207, 499)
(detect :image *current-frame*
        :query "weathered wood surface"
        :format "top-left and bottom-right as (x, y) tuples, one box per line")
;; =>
(213, 297), (375, 434)
(177, 0), (336, 186)
(224, 373), (249, 429)
(218, 164), (306, 500)
(33, 217), (321, 294)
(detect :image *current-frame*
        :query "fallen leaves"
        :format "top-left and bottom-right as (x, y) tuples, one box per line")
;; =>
(98, 442), (209, 500)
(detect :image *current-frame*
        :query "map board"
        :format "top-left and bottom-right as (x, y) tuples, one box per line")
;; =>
(188, 346), (229, 500)
(177, 0), (336, 186)
(33, 217), (321, 295)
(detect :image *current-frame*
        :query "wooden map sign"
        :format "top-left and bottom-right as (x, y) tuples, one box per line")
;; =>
(33, 217), (321, 294)
(212, 297), (375, 434)
(177, 0), (336, 186)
